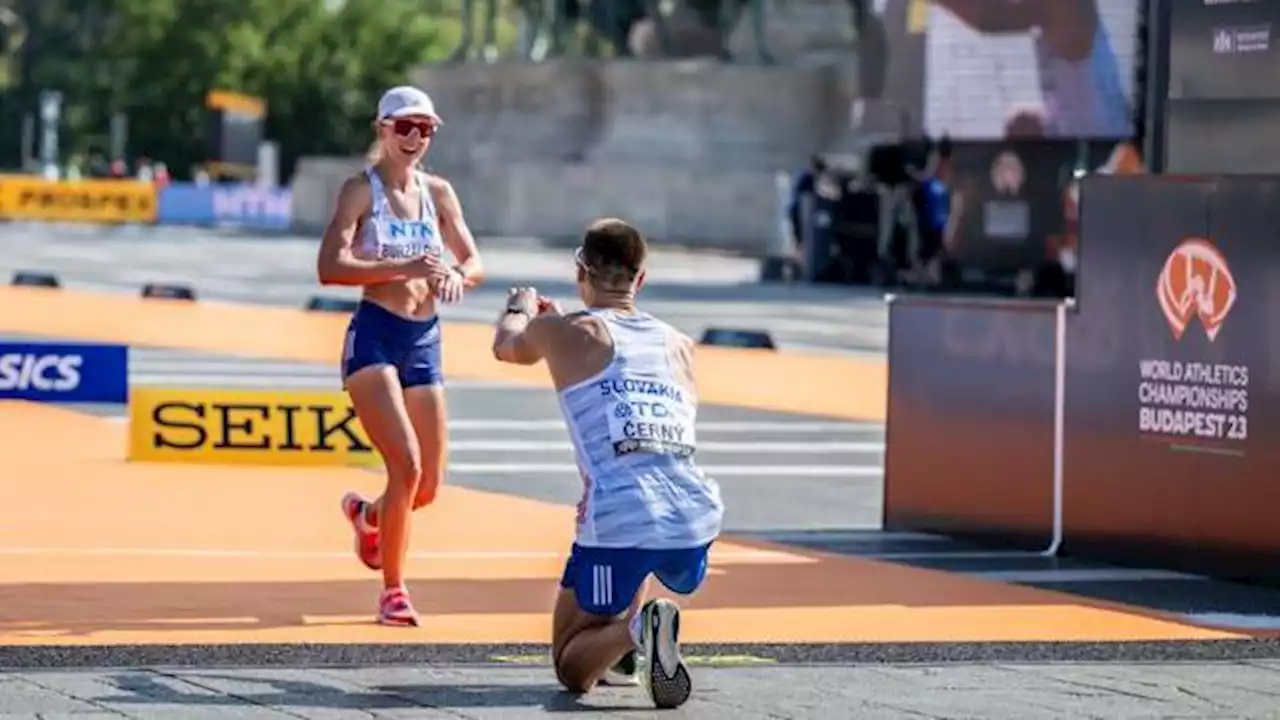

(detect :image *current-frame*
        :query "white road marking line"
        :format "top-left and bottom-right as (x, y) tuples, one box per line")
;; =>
(444, 420), (880, 432)
(127, 377), (512, 389)
(863, 551), (1043, 560)
(975, 569), (1208, 583)
(757, 530), (945, 543)
(129, 361), (334, 373)
(445, 440), (883, 453)
(0, 547), (802, 562)
(131, 374), (339, 388)
(1181, 613), (1280, 630)
(448, 463), (882, 477)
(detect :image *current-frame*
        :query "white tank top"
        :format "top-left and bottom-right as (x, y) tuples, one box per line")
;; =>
(556, 309), (724, 549)
(356, 167), (442, 261)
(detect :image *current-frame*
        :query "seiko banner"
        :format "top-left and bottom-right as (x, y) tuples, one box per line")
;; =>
(1065, 175), (1280, 581)
(156, 183), (291, 230)
(129, 388), (380, 467)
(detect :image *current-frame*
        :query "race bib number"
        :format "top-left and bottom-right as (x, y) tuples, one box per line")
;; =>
(602, 377), (696, 458)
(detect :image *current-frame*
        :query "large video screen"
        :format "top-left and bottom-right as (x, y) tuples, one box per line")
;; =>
(1168, 0), (1280, 101)
(857, 0), (1141, 139)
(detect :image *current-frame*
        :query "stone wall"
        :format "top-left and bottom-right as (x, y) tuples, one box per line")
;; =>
(291, 55), (860, 255)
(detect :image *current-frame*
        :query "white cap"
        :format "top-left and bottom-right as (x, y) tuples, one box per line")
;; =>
(376, 86), (441, 123)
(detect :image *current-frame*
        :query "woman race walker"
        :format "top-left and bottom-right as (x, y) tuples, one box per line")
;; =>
(317, 86), (484, 626)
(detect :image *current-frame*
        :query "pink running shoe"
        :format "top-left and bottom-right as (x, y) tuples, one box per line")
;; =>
(377, 586), (421, 627)
(341, 492), (381, 571)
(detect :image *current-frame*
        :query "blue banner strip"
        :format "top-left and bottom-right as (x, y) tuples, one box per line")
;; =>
(0, 342), (129, 404)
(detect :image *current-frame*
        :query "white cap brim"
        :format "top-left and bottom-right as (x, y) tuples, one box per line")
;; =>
(382, 105), (441, 123)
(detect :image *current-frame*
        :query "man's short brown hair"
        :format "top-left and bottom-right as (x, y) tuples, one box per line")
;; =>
(580, 218), (647, 287)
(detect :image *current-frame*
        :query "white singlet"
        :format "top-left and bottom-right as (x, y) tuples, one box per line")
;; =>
(357, 167), (442, 261)
(556, 309), (724, 550)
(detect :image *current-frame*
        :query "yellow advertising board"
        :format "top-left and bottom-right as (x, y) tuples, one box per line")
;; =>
(0, 177), (157, 224)
(128, 388), (383, 467)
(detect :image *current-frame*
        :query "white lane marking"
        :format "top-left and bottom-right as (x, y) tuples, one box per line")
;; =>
(129, 374), (507, 389)
(447, 463), (882, 477)
(94, 417), (882, 434)
(975, 569), (1208, 583)
(444, 440), (883, 453)
(444, 420), (880, 432)
(863, 551), (1044, 560)
(1181, 613), (1280, 630)
(0, 547), (802, 562)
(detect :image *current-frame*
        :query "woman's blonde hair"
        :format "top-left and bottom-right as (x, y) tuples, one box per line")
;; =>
(365, 138), (383, 164)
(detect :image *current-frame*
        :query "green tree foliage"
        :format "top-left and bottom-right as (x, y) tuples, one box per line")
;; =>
(0, 0), (467, 179)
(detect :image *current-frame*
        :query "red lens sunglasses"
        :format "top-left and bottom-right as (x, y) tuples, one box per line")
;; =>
(389, 118), (438, 138)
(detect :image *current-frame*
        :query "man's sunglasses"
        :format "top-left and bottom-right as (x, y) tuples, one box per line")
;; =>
(386, 118), (438, 138)
(573, 247), (593, 275)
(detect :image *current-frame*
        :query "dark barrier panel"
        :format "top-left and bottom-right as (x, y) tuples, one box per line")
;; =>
(884, 296), (1059, 546)
(1165, 98), (1280, 174)
(1066, 175), (1280, 582)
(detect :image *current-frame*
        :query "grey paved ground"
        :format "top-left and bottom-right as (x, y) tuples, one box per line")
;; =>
(0, 224), (888, 355)
(3, 660), (1280, 718)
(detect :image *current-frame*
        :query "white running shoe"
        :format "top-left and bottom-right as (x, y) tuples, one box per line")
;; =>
(638, 599), (691, 708)
(601, 650), (640, 687)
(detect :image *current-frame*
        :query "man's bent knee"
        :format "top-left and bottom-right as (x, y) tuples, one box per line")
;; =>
(554, 655), (596, 695)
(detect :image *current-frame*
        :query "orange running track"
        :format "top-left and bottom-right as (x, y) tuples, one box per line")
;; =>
(0, 287), (1262, 648)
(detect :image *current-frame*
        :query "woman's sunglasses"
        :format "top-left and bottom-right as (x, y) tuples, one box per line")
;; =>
(387, 118), (438, 138)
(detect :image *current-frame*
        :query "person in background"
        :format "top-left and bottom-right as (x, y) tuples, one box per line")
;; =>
(64, 156), (83, 180)
(135, 157), (154, 182)
(914, 135), (955, 288)
(788, 155), (828, 254)
(1036, 141), (1144, 297)
(85, 150), (111, 179)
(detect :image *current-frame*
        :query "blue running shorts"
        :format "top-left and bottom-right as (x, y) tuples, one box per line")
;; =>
(560, 543), (713, 617)
(341, 300), (443, 389)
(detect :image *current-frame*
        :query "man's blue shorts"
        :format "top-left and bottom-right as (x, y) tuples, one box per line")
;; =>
(341, 300), (443, 389)
(559, 543), (713, 617)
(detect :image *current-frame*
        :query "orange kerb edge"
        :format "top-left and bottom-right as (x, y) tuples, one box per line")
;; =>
(0, 286), (887, 420)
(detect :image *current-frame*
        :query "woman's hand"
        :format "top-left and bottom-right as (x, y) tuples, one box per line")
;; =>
(405, 253), (463, 302)
(434, 268), (465, 304)
(406, 252), (452, 282)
